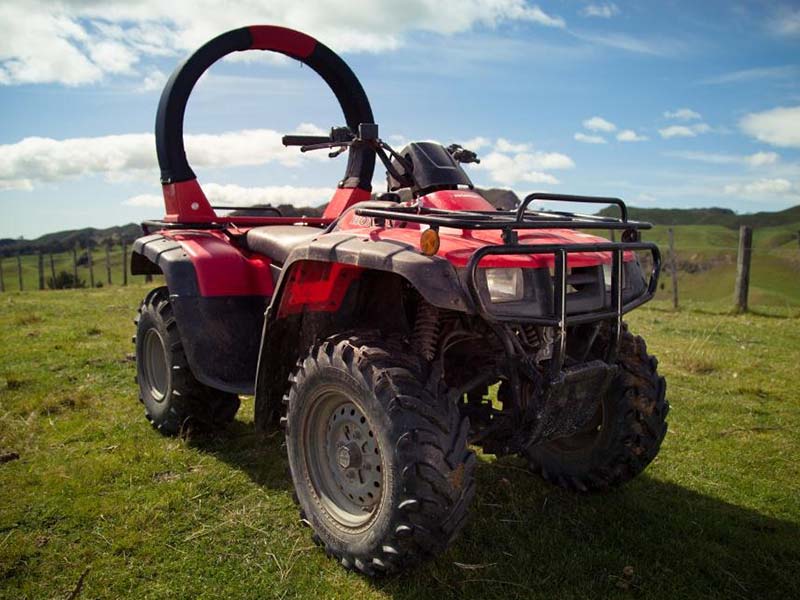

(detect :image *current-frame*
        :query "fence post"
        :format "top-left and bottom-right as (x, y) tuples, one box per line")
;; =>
(72, 245), (79, 284)
(0, 257), (4, 292)
(121, 240), (128, 286)
(87, 242), (95, 288)
(734, 226), (753, 313)
(49, 254), (56, 286)
(38, 252), (44, 290)
(105, 240), (112, 285)
(17, 253), (23, 291)
(668, 228), (679, 310)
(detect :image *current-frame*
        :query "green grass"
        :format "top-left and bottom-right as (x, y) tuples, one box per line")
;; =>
(1, 287), (799, 599)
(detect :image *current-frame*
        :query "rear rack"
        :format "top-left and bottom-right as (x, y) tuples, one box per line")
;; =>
(356, 192), (660, 375)
(354, 192), (650, 244)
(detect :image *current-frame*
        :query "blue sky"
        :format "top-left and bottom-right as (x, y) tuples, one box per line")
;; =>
(1, 1), (799, 239)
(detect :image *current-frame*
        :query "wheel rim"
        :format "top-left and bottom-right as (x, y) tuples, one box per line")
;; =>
(142, 329), (169, 402)
(303, 388), (384, 530)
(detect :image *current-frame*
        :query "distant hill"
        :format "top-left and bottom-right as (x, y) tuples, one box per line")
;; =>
(597, 204), (800, 229)
(0, 224), (144, 256)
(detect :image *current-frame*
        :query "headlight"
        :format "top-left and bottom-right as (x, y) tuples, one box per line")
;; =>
(485, 268), (524, 303)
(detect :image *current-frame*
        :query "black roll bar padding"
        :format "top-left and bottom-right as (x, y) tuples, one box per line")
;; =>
(155, 26), (376, 190)
(517, 193), (629, 223)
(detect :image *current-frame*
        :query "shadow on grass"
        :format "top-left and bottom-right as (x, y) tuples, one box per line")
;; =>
(188, 419), (291, 492)
(191, 421), (800, 600)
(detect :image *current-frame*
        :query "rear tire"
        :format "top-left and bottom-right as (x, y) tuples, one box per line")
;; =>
(524, 326), (668, 491)
(284, 331), (475, 575)
(134, 287), (240, 435)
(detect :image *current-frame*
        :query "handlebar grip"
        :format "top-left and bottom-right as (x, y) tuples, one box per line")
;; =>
(282, 135), (331, 146)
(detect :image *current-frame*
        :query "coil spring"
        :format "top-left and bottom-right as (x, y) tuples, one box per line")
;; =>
(412, 300), (440, 361)
(522, 323), (539, 348)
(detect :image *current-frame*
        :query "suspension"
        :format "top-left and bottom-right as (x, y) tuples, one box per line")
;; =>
(412, 299), (440, 361)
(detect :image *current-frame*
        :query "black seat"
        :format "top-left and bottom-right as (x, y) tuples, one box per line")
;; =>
(246, 225), (324, 263)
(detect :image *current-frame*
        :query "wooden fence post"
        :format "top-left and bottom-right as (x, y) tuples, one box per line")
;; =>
(17, 253), (23, 291)
(72, 245), (79, 284)
(87, 243), (95, 288)
(38, 252), (45, 290)
(121, 241), (128, 286)
(668, 228), (679, 309)
(0, 257), (5, 292)
(734, 226), (753, 313)
(105, 240), (112, 285)
(49, 254), (56, 286)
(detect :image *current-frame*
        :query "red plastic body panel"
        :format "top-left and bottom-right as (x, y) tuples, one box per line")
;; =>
(277, 261), (363, 317)
(248, 25), (316, 58)
(162, 180), (217, 223)
(163, 230), (274, 297)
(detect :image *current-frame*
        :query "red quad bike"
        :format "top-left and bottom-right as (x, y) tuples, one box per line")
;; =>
(132, 26), (669, 575)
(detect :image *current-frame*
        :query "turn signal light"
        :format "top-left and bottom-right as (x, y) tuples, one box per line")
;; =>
(420, 228), (440, 256)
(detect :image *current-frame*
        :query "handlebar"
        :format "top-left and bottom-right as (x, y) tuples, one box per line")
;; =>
(282, 135), (333, 146)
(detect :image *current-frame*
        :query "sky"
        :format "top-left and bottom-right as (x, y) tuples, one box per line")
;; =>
(1, 0), (799, 239)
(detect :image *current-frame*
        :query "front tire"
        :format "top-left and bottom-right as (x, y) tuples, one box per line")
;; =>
(524, 326), (669, 491)
(284, 332), (476, 575)
(134, 287), (240, 435)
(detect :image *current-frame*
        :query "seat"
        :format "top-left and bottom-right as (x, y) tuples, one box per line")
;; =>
(246, 225), (325, 263)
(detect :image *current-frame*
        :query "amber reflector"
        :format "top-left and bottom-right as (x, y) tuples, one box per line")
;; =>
(420, 228), (440, 256)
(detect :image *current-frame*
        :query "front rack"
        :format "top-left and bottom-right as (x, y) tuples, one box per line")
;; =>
(355, 192), (660, 375)
(355, 192), (651, 244)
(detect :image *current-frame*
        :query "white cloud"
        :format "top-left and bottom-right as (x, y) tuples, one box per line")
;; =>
(767, 8), (800, 37)
(495, 138), (531, 153)
(582, 116), (616, 132)
(0, 1), (565, 86)
(740, 106), (800, 148)
(700, 65), (798, 85)
(616, 130), (648, 142)
(139, 69), (167, 92)
(458, 137), (492, 151)
(123, 184), (333, 208)
(723, 178), (794, 197)
(663, 108), (701, 121)
(574, 133), (607, 144)
(472, 140), (574, 187)
(581, 3), (619, 18)
(0, 125), (326, 190)
(667, 151), (779, 167)
(658, 123), (711, 139)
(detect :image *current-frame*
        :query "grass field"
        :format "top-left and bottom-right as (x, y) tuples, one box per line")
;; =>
(1, 286), (799, 599)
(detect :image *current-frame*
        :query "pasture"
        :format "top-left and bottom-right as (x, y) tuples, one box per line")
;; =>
(1, 285), (799, 599)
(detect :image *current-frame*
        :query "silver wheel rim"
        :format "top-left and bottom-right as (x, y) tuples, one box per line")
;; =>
(142, 329), (169, 402)
(303, 388), (384, 529)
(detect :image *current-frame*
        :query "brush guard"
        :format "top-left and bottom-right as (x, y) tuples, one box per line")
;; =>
(356, 192), (662, 374)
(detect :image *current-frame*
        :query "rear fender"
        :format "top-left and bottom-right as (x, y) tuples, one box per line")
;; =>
(131, 232), (272, 395)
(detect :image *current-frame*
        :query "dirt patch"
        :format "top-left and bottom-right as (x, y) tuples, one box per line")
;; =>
(15, 314), (43, 326)
(39, 395), (91, 416)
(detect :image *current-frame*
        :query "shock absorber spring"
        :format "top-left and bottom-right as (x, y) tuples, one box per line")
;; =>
(412, 300), (440, 361)
(522, 323), (539, 348)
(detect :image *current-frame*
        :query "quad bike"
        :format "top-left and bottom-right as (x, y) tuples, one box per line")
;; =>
(131, 25), (668, 575)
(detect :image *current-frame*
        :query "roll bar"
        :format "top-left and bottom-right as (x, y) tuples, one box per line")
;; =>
(154, 25), (376, 222)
